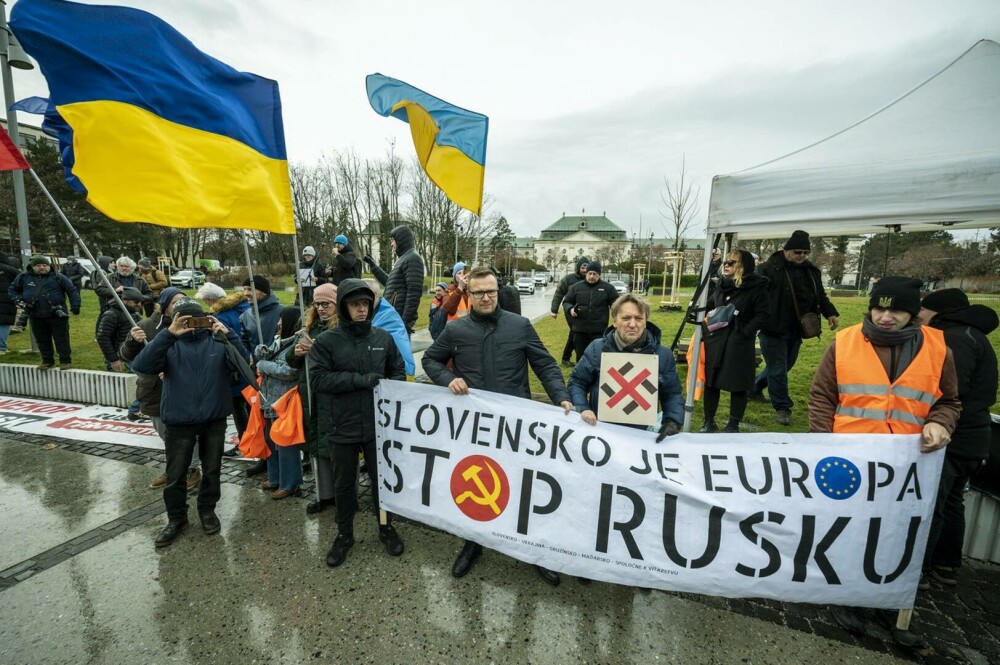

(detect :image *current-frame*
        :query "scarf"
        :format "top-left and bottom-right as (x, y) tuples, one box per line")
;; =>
(613, 329), (645, 351)
(861, 317), (923, 381)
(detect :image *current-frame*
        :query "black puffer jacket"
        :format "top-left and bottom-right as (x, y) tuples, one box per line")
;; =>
(368, 225), (424, 331)
(97, 306), (142, 363)
(324, 244), (362, 286)
(756, 251), (838, 336)
(562, 277), (619, 335)
(0, 252), (18, 326)
(927, 305), (999, 460)
(422, 306), (570, 405)
(308, 278), (406, 445)
(703, 257), (770, 392)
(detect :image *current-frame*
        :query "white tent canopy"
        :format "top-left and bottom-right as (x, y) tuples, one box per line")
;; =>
(707, 39), (1000, 240)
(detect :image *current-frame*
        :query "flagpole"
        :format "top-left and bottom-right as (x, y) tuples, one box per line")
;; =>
(26, 168), (136, 322)
(240, 230), (265, 351)
(290, 232), (320, 505)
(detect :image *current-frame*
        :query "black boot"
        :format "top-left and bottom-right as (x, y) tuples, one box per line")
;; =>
(721, 419), (740, 433)
(452, 541), (483, 578)
(245, 459), (268, 477)
(699, 420), (718, 433)
(326, 532), (354, 568)
(154, 519), (188, 548)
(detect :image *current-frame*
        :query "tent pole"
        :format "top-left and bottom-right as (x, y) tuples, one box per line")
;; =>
(682, 233), (717, 432)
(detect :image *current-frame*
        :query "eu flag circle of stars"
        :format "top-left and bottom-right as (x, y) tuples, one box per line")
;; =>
(814, 456), (862, 500)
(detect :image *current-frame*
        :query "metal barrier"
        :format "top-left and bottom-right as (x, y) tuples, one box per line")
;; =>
(0, 364), (136, 409)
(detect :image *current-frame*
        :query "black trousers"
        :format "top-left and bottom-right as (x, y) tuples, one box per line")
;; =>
(230, 395), (250, 439)
(561, 328), (575, 363)
(572, 331), (602, 363)
(30, 316), (71, 364)
(162, 418), (226, 520)
(331, 438), (389, 535)
(924, 452), (984, 569)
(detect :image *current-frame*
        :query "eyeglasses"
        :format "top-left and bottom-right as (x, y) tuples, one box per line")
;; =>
(470, 289), (499, 299)
(314, 301), (334, 309)
(790, 250), (810, 256)
(723, 261), (738, 267)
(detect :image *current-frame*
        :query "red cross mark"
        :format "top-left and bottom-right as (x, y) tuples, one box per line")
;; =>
(605, 366), (652, 410)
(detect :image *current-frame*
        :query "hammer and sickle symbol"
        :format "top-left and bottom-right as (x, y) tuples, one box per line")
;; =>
(455, 462), (503, 515)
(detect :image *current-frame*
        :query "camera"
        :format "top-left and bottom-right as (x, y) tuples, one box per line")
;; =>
(53, 306), (69, 318)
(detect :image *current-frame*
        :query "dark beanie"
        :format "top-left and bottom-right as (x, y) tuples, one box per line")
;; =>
(172, 297), (205, 318)
(869, 276), (922, 316)
(243, 275), (271, 295)
(784, 230), (811, 251)
(29, 255), (51, 266)
(120, 287), (144, 302)
(586, 261), (602, 274)
(921, 288), (969, 314)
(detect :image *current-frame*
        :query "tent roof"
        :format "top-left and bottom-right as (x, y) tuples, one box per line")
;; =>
(707, 40), (1000, 239)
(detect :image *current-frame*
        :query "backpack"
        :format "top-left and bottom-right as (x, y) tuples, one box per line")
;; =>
(498, 284), (521, 315)
(429, 305), (447, 339)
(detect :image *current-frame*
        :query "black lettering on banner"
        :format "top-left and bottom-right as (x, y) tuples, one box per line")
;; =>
(411, 445), (451, 506)
(867, 462), (894, 502)
(863, 516), (921, 584)
(630, 450), (652, 475)
(792, 515), (849, 584)
(472, 411), (494, 446)
(736, 456), (773, 495)
(780, 458), (812, 498)
(595, 484), (645, 560)
(496, 416), (522, 453)
(392, 401), (411, 432)
(376, 398), (391, 428)
(702, 455), (732, 493)
(526, 422), (547, 457)
(381, 439), (404, 493)
(550, 426), (574, 462)
(655, 453), (680, 481)
(735, 511), (785, 578)
(517, 469), (562, 535)
(661, 494), (724, 569)
(581, 436), (611, 467)
(896, 463), (922, 501)
(447, 407), (471, 440)
(415, 404), (440, 436)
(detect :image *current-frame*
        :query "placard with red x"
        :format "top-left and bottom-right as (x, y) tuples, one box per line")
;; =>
(597, 352), (659, 426)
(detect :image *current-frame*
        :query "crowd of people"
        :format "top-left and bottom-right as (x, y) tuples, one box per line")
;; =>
(2, 226), (996, 650)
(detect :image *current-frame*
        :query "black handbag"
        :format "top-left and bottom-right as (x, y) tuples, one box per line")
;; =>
(785, 270), (822, 339)
(704, 302), (736, 331)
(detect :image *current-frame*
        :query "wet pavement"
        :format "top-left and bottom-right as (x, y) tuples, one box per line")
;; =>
(3, 431), (1000, 664)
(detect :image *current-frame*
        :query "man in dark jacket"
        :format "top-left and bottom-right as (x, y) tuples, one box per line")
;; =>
(753, 230), (839, 425)
(563, 261), (618, 364)
(97, 286), (143, 371)
(0, 251), (18, 353)
(550, 257), (590, 366)
(422, 267), (574, 586)
(94, 256), (153, 311)
(239, 275), (282, 353)
(569, 293), (685, 441)
(309, 278), (406, 568)
(918, 288), (998, 588)
(131, 297), (247, 548)
(318, 234), (362, 287)
(364, 225), (424, 334)
(8, 255), (81, 370)
(60, 256), (88, 292)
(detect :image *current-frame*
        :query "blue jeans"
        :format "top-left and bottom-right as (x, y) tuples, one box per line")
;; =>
(0, 324), (9, 351)
(264, 419), (304, 490)
(753, 331), (802, 412)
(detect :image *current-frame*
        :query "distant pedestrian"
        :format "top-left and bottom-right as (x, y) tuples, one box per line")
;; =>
(363, 225), (424, 334)
(318, 234), (363, 287)
(549, 258), (590, 366)
(562, 261), (618, 363)
(60, 256), (87, 292)
(8, 255), (80, 370)
(296, 245), (319, 306)
(137, 258), (168, 317)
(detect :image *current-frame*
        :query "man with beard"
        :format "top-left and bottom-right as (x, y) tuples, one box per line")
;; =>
(8, 256), (80, 370)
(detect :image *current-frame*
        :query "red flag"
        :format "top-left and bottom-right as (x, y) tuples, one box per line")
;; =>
(0, 125), (30, 171)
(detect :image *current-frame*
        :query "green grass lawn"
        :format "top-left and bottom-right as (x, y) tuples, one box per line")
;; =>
(529, 296), (1000, 432)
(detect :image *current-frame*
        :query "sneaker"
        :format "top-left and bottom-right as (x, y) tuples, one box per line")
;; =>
(873, 609), (928, 649)
(931, 565), (958, 586)
(58, 363), (72, 371)
(698, 421), (718, 433)
(37, 363), (54, 371)
(775, 410), (792, 426)
(379, 524), (404, 556)
(149, 474), (167, 489)
(186, 468), (202, 490)
(918, 572), (930, 590)
(561, 360), (575, 368)
(326, 533), (354, 567)
(721, 420), (740, 433)
(126, 411), (149, 422)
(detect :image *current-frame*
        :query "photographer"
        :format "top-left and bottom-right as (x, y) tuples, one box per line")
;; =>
(8, 255), (80, 370)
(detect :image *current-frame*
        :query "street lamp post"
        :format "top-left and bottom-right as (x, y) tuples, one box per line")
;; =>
(0, 2), (34, 269)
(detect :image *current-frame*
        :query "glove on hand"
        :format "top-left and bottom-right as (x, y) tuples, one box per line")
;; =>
(656, 419), (680, 442)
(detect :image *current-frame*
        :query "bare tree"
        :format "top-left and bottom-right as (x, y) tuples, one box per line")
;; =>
(659, 157), (700, 250)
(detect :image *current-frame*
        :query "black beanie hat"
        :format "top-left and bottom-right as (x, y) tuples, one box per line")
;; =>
(242, 275), (271, 295)
(784, 230), (811, 251)
(172, 297), (205, 319)
(869, 276), (922, 316)
(921, 288), (969, 315)
(586, 261), (602, 274)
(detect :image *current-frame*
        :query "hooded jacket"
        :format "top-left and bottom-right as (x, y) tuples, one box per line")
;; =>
(927, 305), (999, 459)
(368, 225), (424, 331)
(373, 296), (415, 375)
(562, 275), (619, 335)
(210, 292), (249, 336)
(308, 278), (406, 444)
(239, 292), (282, 353)
(0, 252), (19, 326)
(550, 258), (590, 319)
(568, 322), (685, 428)
(756, 250), (838, 336)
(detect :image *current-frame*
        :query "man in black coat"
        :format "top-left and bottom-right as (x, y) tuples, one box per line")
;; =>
(422, 267), (574, 586)
(96, 287), (143, 371)
(8, 255), (81, 370)
(317, 234), (362, 287)
(752, 230), (839, 425)
(309, 278), (407, 568)
(549, 257), (590, 366)
(562, 261), (618, 364)
(0, 251), (18, 353)
(918, 288), (999, 587)
(364, 225), (424, 335)
(60, 256), (88, 292)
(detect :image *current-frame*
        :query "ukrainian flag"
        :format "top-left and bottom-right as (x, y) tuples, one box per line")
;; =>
(10, 0), (294, 235)
(367, 74), (488, 215)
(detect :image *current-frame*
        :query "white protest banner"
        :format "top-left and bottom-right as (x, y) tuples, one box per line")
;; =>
(374, 381), (944, 609)
(598, 352), (658, 426)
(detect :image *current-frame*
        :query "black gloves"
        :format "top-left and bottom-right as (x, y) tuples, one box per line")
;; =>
(656, 419), (680, 442)
(71, 308), (80, 316)
(356, 373), (381, 389)
(362, 254), (375, 265)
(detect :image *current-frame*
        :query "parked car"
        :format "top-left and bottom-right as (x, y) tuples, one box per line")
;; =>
(610, 280), (628, 296)
(533, 272), (549, 286)
(516, 277), (535, 295)
(170, 269), (206, 288)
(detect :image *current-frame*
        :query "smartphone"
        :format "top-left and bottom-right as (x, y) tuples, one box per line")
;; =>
(185, 316), (214, 329)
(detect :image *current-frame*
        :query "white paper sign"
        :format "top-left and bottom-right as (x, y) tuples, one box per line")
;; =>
(598, 352), (658, 426)
(374, 381), (943, 609)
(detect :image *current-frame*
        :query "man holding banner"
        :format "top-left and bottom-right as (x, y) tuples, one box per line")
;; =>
(808, 275), (961, 648)
(422, 267), (575, 585)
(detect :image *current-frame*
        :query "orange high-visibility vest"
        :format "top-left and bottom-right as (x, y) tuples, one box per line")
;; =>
(447, 290), (471, 321)
(833, 324), (946, 434)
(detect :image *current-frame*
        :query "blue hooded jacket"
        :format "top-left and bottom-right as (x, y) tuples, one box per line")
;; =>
(373, 296), (415, 376)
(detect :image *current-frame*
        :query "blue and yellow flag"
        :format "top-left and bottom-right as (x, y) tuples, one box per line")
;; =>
(367, 74), (488, 215)
(10, 0), (294, 234)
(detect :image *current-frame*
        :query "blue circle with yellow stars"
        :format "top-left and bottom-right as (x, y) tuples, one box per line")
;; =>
(814, 456), (861, 500)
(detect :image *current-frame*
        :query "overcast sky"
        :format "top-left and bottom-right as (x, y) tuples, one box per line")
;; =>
(7, 0), (999, 239)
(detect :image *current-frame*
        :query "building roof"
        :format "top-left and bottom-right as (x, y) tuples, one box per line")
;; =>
(540, 214), (627, 240)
